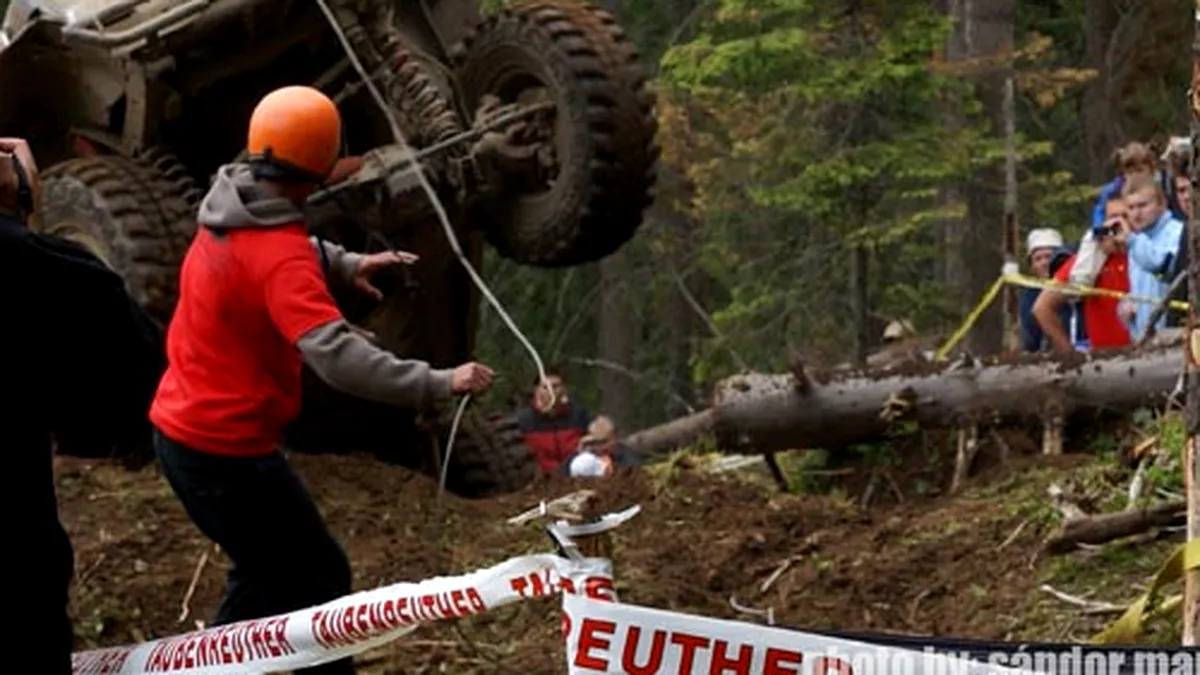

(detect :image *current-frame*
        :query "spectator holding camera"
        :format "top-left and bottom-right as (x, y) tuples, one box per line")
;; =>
(1069, 142), (1158, 289)
(1033, 196), (1132, 354)
(1, 137), (164, 673)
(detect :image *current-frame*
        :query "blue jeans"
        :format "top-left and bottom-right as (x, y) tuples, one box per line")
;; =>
(153, 429), (354, 674)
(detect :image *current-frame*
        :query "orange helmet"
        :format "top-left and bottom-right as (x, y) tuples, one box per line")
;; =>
(246, 85), (342, 183)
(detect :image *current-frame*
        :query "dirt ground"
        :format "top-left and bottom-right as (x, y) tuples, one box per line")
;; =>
(58, 422), (1172, 674)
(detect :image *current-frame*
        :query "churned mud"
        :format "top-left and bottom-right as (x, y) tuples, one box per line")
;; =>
(58, 425), (1154, 674)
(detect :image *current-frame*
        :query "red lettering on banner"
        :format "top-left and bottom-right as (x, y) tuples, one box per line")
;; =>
(560, 576), (614, 601)
(711, 639), (753, 674)
(511, 569), (567, 599)
(510, 575), (529, 597)
(567, 618), (829, 675)
(763, 648), (805, 675)
(585, 577), (615, 602)
(311, 586), (487, 649)
(815, 656), (853, 675)
(72, 647), (133, 674)
(529, 570), (549, 596)
(142, 618), (293, 672)
(574, 618), (617, 670)
(621, 626), (665, 674)
(671, 633), (711, 673)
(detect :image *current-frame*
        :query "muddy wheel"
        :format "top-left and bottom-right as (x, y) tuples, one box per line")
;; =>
(38, 153), (198, 320)
(433, 410), (538, 499)
(134, 147), (202, 258)
(457, 0), (659, 267)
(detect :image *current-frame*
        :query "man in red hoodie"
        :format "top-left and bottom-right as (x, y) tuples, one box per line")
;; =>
(149, 86), (494, 674)
(516, 366), (593, 472)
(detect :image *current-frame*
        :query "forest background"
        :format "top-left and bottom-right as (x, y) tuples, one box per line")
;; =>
(471, 0), (1194, 434)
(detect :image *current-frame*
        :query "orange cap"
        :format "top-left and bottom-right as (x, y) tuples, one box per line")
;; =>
(246, 86), (342, 182)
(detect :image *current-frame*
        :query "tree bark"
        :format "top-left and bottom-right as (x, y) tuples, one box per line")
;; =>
(623, 409), (713, 456)
(621, 337), (1188, 457)
(1183, 7), (1200, 646)
(709, 338), (1185, 454)
(1043, 501), (1187, 555)
(943, 0), (1014, 356)
(1080, 0), (1120, 182)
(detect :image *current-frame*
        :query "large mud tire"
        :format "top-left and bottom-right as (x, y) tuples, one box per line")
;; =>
(457, 0), (659, 267)
(433, 410), (538, 499)
(38, 153), (199, 320)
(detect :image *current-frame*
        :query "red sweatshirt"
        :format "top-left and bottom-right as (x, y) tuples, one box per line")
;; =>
(150, 164), (454, 457)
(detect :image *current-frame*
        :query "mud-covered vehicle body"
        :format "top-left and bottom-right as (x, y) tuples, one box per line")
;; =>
(0, 0), (658, 497)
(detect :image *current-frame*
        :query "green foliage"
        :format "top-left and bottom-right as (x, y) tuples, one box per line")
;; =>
(469, 0), (1190, 431)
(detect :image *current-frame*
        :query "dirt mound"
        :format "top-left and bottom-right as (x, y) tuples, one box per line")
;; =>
(58, 445), (1110, 673)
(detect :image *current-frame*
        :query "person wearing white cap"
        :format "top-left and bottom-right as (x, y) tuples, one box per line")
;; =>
(1018, 227), (1071, 352)
(563, 415), (641, 478)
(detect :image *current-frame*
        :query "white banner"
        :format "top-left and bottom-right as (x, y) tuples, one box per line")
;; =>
(562, 595), (1045, 675)
(73, 553), (611, 675)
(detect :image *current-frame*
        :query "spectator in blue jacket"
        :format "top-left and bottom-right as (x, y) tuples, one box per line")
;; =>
(1118, 173), (1185, 342)
(1070, 143), (1160, 293)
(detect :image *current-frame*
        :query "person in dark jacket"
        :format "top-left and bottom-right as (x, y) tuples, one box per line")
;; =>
(1019, 228), (1076, 352)
(1, 137), (165, 674)
(516, 365), (594, 473)
(1159, 139), (1192, 328)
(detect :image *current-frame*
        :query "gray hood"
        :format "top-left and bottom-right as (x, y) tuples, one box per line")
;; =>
(198, 164), (304, 230)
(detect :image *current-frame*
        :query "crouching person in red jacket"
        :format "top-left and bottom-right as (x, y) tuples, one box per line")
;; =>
(149, 86), (494, 675)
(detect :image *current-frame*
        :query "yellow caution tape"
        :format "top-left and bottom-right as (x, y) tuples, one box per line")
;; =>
(1089, 539), (1200, 644)
(933, 273), (1191, 361)
(1001, 273), (1191, 312)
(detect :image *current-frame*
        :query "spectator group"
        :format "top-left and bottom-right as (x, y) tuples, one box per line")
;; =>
(1021, 138), (1192, 353)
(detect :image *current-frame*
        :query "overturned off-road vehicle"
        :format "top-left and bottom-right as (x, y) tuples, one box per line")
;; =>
(0, 0), (658, 497)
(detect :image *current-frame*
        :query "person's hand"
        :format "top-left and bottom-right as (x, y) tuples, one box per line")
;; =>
(352, 250), (419, 300)
(1110, 216), (1131, 245)
(325, 156), (364, 186)
(0, 138), (39, 176)
(1118, 297), (1136, 324)
(0, 137), (41, 219)
(451, 362), (495, 394)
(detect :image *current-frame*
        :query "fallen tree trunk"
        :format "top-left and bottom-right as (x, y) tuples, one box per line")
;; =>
(1043, 501), (1187, 554)
(707, 336), (1185, 454)
(623, 409), (713, 456)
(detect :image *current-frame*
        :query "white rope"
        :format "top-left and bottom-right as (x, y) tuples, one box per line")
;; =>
(438, 392), (472, 507)
(313, 0), (555, 481)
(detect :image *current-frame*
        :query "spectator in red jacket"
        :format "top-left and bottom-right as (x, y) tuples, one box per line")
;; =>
(516, 365), (593, 473)
(1033, 196), (1132, 354)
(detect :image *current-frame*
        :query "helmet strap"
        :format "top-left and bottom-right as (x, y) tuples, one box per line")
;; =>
(248, 147), (328, 185)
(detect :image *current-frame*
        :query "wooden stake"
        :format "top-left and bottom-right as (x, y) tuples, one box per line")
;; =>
(1042, 398), (1065, 456)
(951, 423), (979, 494)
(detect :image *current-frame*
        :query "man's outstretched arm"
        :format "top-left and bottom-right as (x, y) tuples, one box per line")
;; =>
(263, 252), (493, 407)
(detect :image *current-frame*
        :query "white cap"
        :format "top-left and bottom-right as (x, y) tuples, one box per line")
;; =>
(568, 452), (610, 478)
(1026, 228), (1063, 255)
(882, 319), (914, 341)
(1162, 136), (1190, 161)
